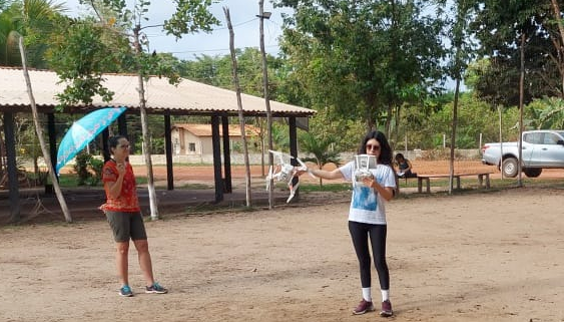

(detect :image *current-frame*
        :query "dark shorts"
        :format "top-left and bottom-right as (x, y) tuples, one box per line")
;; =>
(105, 211), (147, 242)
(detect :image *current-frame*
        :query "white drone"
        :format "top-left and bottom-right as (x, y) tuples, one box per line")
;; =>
(265, 150), (315, 203)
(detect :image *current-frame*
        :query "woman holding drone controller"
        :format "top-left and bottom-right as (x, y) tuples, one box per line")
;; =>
(297, 130), (396, 317)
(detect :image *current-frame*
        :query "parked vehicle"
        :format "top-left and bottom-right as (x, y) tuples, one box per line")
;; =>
(481, 130), (564, 177)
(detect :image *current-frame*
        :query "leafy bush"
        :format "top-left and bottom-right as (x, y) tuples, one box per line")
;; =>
(73, 152), (92, 186)
(73, 152), (103, 186)
(89, 157), (104, 186)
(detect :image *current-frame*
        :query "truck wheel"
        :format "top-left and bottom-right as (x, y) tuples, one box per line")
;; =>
(502, 158), (519, 177)
(523, 168), (542, 177)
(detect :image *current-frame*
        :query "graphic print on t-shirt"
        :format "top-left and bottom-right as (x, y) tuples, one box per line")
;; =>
(352, 185), (377, 211)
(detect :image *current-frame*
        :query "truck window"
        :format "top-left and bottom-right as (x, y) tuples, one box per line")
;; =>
(543, 134), (559, 145)
(523, 133), (542, 144)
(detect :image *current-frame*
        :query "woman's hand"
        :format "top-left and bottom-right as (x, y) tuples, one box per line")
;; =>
(116, 162), (126, 177)
(362, 177), (394, 201)
(362, 177), (375, 188)
(293, 167), (310, 177)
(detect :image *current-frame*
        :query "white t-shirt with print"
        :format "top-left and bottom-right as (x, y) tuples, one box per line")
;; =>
(339, 160), (396, 225)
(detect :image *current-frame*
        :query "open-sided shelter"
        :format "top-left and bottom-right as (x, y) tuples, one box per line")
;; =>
(0, 67), (316, 222)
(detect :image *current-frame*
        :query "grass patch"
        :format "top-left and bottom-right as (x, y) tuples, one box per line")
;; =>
(135, 176), (148, 185)
(298, 183), (351, 192)
(54, 173), (148, 187)
(178, 183), (213, 189)
(153, 182), (212, 190)
(56, 173), (84, 187)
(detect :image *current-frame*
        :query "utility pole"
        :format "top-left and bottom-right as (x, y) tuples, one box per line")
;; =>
(257, 1), (274, 209)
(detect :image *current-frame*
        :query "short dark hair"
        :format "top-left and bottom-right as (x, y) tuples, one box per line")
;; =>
(358, 130), (393, 165)
(108, 135), (128, 150)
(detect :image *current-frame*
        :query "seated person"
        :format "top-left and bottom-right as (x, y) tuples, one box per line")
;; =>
(395, 153), (417, 178)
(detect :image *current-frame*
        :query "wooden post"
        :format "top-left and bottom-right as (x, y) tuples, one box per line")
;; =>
(289, 116), (299, 201)
(47, 113), (57, 182)
(4, 112), (21, 223)
(164, 113), (174, 191)
(211, 115), (223, 202)
(222, 115), (232, 193)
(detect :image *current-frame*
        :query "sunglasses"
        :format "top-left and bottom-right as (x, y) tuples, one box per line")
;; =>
(366, 144), (381, 151)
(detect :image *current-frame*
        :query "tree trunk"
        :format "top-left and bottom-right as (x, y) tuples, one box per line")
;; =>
(33, 158), (39, 185)
(133, 25), (159, 220)
(0, 126), (5, 173)
(385, 103), (393, 138)
(449, 0), (467, 195)
(394, 105), (401, 149)
(450, 78), (460, 195)
(256, 116), (266, 177)
(225, 7), (252, 207)
(549, 0), (564, 96)
(19, 37), (72, 223)
(518, 32), (525, 187)
(317, 161), (324, 187)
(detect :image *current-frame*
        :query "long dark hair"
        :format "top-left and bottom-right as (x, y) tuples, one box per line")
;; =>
(358, 130), (393, 165)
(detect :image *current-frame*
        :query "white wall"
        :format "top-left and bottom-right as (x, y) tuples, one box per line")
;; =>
(33, 149), (483, 169)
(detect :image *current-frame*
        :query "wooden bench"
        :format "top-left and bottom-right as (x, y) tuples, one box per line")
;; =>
(417, 172), (491, 193)
(395, 174), (418, 194)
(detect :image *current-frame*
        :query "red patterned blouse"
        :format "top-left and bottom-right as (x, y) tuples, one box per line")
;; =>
(100, 160), (141, 212)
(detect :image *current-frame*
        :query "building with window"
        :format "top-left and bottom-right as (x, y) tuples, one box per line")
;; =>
(171, 123), (260, 155)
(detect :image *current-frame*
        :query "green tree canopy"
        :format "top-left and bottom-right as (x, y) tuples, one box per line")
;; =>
(470, 0), (564, 106)
(274, 0), (446, 132)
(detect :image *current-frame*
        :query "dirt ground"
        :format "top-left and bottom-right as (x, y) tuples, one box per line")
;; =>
(1, 160), (564, 322)
(2, 187), (564, 322)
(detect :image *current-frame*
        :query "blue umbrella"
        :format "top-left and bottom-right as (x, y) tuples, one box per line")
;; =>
(56, 107), (127, 175)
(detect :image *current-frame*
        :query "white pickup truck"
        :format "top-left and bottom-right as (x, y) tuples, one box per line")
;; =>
(481, 130), (564, 177)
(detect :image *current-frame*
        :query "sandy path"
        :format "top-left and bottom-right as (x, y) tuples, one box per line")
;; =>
(1, 188), (563, 322)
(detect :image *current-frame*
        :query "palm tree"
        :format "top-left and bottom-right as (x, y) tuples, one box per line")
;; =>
(299, 132), (340, 186)
(0, 4), (22, 65)
(0, 0), (65, 67)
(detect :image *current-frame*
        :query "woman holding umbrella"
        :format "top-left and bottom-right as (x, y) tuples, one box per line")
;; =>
(101, 135), (167, 297)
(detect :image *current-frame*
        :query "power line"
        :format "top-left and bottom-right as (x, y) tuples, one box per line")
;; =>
(144, 17), (282, 37)
(143, 17), (283, 57)
(165, 44), (279, 55)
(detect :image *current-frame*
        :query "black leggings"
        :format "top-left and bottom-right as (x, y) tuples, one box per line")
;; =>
(348, 221), (389, 290)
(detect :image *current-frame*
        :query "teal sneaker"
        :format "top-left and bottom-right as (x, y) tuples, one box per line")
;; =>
(145, 282), (168, 294)
(119, 285), (133, 297)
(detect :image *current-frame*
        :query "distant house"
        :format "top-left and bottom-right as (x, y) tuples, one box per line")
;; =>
(171, 123), (260, 155)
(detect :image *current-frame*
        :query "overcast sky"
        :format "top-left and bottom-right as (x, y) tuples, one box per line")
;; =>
(63, 0), (289, 60)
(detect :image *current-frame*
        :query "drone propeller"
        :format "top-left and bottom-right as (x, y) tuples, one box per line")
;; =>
(265, 165), (273, 191)
(286, 179), (301, 203)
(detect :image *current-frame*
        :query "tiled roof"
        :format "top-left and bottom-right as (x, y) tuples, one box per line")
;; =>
(0, 67), (316, 117)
